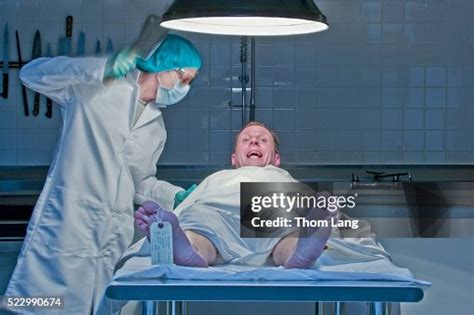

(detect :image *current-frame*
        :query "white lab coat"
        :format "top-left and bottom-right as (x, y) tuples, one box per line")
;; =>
(5, 57), (182, 314)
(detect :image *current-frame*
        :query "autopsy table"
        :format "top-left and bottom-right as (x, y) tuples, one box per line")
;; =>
(105, 278), (426, 315)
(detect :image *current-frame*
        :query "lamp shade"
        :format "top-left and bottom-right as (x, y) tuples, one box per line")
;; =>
(161, 0), (328, 36)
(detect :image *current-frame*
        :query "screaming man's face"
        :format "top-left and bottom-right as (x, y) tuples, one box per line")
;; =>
(231, 125), (280, 168)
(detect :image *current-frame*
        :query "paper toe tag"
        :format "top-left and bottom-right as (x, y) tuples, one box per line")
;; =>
(150, 221), (173, 265)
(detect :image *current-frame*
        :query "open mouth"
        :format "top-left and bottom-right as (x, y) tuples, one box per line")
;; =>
(247, 151), (263, 158)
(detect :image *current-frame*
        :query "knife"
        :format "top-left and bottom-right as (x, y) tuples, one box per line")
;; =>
(106, 37), (113, 55)
(45, 43), (53, 118)
(95, 40), (101, 56)
(132, 15), (168, 61)
(64, 15), (73, 56)
(2, 22), (9, 99)
(31, 30), (41, 116)
(76, 31), (85, 56)
(15, 30), (28, 116)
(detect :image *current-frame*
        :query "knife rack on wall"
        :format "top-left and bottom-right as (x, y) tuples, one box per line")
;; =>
(2, 15), (117, 118)
(1, 15), (77, 118)
(0, 61), (27, 69)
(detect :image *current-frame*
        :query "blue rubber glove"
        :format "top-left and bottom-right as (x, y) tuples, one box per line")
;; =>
(174, 184), (197, 209)
(103, 48), (137, 80)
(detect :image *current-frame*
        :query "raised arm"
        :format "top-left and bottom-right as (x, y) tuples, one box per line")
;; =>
(19, 56), (107, 105)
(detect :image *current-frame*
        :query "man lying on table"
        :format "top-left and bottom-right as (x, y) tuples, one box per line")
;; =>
(134, 121), (336, 268)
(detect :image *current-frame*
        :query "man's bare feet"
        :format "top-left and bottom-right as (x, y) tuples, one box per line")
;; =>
(284, 205), (337, 269)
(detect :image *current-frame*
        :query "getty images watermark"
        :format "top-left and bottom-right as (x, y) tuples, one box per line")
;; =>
(250, 192), (358, 228)
(240, 182), (360, 238)
(241, 181), (474, 239)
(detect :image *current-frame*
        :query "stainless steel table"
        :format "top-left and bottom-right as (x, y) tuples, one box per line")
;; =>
(105, 278), (425, 315)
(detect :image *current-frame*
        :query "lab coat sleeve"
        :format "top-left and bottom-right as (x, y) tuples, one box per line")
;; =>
(19, 56), (107, 105)
(132, 113), (184, 210)
(134, 178), (184, 211)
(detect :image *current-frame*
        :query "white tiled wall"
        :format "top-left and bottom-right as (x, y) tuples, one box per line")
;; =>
(0, 0), (473, 165)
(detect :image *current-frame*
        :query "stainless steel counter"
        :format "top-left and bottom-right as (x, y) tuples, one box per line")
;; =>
(1, 165), (473, 240)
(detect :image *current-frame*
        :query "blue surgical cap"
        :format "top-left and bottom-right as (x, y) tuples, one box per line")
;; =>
(136, 34), (202, 73)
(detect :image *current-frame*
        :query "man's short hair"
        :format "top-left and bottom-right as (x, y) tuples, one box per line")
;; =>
(234, 121), (280, 152)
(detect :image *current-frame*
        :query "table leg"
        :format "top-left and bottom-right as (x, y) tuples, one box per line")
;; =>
(335, 302), (345, 315)
(167, 301), (185, 315)
(370, 302), (387, 315)
(141, 301), (157, 315)
(318, 302), (332, 315)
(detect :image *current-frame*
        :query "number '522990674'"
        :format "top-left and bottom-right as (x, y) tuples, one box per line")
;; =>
(2, 296), (63, 309)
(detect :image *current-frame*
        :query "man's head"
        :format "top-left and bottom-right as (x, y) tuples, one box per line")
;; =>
(231, 122), (280, 168)
(136, 35), (201, 106)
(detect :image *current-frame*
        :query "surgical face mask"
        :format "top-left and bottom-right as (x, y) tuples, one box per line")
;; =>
(155, 74), (190, 107)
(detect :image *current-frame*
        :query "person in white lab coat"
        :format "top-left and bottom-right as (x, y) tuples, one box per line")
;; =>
(4, 34), (201, 314)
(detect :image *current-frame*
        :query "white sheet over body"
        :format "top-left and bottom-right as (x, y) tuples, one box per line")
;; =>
(113, 237), (428, 284)
(173, 165), (298, 265)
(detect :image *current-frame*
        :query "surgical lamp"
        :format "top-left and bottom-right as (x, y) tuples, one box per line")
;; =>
(161, 0), (329, 36)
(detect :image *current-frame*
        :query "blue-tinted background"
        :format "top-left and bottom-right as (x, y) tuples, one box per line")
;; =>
(0, 0), (472, 165)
